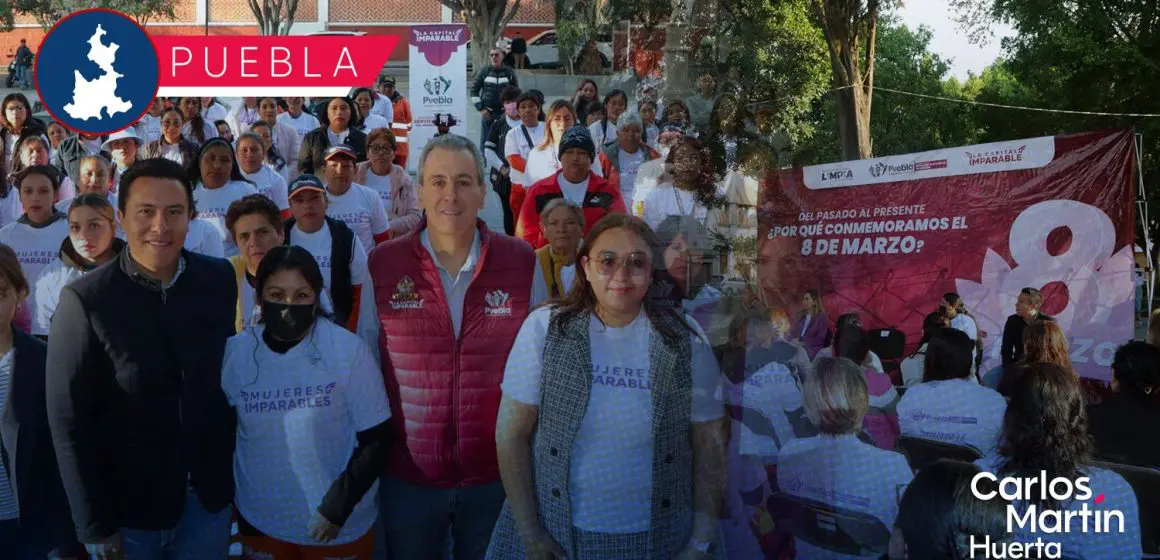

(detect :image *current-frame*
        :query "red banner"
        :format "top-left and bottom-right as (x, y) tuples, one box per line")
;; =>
(759, 130), (1137, 381)
(151, 35), (399, 95)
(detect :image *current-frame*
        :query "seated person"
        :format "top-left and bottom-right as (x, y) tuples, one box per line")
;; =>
(777, 357), (913, 559)
(889, 460), (1008, 559)
(1087, 341), (1160, 468)
(834, 326), (900, 450)
(897, 328), (1006, 455)
(977, 363), (1141, 559)
(815, 313), (885, 373)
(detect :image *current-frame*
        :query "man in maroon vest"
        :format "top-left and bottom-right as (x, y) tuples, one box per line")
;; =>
(367, 134), (539, 559)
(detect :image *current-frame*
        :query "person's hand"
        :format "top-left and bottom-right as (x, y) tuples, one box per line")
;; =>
(84, 533), (124, 560)
(521, 525), (567, 559)
(307, 510), (342, 544)
(481, 108), (492, 119)
(673, 544), (712, 560)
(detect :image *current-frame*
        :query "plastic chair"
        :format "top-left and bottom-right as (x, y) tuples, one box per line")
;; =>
(869, 328), (906, 381)
(896, 435), (983, 473)
(1090, 460), (1160, 557)
(766, 492), (892, 557)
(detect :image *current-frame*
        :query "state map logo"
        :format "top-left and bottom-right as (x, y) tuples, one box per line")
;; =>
(36, 9), (159, 135)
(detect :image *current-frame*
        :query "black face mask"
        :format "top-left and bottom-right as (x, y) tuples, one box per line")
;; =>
(262, 301), (315, 341)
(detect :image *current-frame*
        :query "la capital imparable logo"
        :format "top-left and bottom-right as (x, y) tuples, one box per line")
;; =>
(36, 9), (160, 135)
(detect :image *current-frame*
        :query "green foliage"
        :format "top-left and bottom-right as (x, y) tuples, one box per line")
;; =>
(1, 0), (177, 31)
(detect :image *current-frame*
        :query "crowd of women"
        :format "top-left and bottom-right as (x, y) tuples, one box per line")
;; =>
(0, 70), (1153, 560)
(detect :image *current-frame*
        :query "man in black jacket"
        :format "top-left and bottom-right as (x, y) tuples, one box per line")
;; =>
(1000, 286), (1054, 366)
(46, 158), (237, 560)
(470, 46), (518, 148)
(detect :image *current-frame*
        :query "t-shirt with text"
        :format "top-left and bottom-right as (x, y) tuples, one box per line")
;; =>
(325, 184), (389, 256)
(193, 180), (260, 257)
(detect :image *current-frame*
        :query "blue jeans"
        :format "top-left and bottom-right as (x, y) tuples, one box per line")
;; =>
(377, 474), (505, 560)
(120, 487), (232, 560)
(15, 65), (29, 88)
(479, 113), (494, 150)
(0, 518), (56, 559)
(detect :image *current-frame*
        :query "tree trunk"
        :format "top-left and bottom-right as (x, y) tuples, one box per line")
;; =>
(470, 19), (496, 71)
(813, 0), (877, 161)
(834, 84), (872, 160)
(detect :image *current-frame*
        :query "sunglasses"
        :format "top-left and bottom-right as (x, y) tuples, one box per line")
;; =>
(589, 252), (650, 277)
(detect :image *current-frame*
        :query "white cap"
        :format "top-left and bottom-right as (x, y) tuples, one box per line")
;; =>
(102, 128), (141, 151)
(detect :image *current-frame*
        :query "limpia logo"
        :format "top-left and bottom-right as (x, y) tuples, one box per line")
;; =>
(968, 471), (1126, 558)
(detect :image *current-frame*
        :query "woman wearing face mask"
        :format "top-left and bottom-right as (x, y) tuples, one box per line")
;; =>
(221, 245), (391, 560)
(354, 129), (420, 236)
(34, 195), (124, 338)
(640, 138), (722, 236)
(524, 101), (604, 189)
(54, 155), (114, 214)
(141, 107), (200, 174)
(299, 97), (367, 176)
(236, 132), (290, 219)
(572, 79), (599, 124)
(191, 138), (260, 257)
(179, 97), (217, 146)
(253, 97), (300, 168)
(0, 166), (69, 337)
(533, 198), (584, 303)
(588, 90), (628, 147)
(352, 88), (390, 134)
(249, 121), (292, 184)
(490, 213), (726, 560)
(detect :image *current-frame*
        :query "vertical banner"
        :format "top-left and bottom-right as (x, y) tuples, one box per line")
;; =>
(407, 25), (471, 174)
(759, 130), (1137, 381)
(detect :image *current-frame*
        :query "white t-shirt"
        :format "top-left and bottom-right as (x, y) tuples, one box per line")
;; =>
(734, 358), (804, 460)
(615, 148), (646, 204)
(524, 147), (604, 189)
(193, 180), (259, 257)
(371, 94), (394, 121)
(0, 349), (16, 520)
(589, 120), (617, 147)
(222, 320), (391, 546)
(182, 120), (218, 146)
(325, 184), (389, 256)
(289, 221), (370, 299)
(203, 103), (228, 124)
(631, 159), (667, 218)
(242, 165), (290, 212)
(974, 457), (1142, 559)
(184, 217), (226, 258)
(359, 113), (390, 134)
(277, 111), (321, 139)
(557, 175), (590, 207)
(361, 169), (393, 217)
(777, 434), (914, 560)
(951, 313), (978, 341)
(642, 184), (710, 231)
(814, 346), (886, 374)
(0, 218), (69, 334)
(504, 123), (545, 186)
(900, 345), (927, 387)
(502, 306), (724, 533)
(326, 128), (350, 148)
(897, 378), (1006, 454)
(136, 114), (162, 144)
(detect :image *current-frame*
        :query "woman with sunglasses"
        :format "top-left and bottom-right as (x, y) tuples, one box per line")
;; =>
(490, 213), (726, 559)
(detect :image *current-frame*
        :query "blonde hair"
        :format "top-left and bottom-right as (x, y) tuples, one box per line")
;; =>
(537, 100), (578, 151)
(803, 357), (869, 434)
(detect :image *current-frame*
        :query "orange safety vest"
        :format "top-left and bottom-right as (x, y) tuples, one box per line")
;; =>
(391, 95), (413, 166)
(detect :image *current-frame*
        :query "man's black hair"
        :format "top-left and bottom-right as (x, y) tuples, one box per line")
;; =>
(118, 158), (196, 215)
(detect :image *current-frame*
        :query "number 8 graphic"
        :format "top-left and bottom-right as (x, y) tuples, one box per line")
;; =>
(1000, 200), (1115, 331)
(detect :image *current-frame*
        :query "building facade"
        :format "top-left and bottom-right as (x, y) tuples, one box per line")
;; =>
(3, 0), (556, 62)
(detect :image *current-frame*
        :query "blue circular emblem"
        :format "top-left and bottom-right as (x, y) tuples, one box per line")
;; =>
(36, 9), (159, 135)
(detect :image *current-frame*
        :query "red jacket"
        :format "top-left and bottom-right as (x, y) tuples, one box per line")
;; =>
(515, 171), (627, 249)
(369, 218), (534, 488)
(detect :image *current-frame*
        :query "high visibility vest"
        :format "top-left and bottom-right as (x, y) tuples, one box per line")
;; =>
(391, 95), (413, 164)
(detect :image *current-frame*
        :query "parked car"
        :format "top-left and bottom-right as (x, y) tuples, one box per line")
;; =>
(468, 30), (613, 71)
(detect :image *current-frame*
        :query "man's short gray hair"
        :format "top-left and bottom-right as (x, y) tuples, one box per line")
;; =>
(803, 357), (869, 435)
(539, 197), (585, 229)
(417, 134), (486, 187)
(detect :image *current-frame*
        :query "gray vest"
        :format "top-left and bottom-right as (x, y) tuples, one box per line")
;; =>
(488, 308), (697, 559)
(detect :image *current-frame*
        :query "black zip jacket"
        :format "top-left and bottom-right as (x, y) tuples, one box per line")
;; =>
(45, 249), (237, 543)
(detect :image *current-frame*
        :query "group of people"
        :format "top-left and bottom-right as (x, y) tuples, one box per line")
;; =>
(0, 63), (1152, 560)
